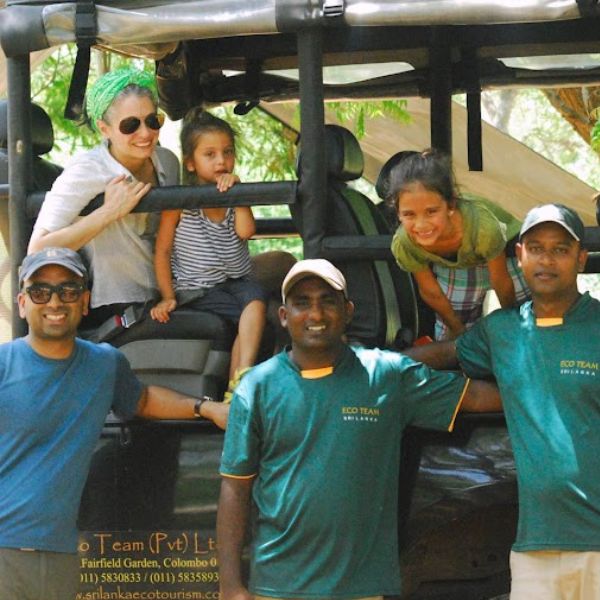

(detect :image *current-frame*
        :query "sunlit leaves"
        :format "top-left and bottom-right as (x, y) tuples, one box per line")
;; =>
(212, 106), (298, 183)
(591, 120), (600, 152)
(327, 99), (411, 138)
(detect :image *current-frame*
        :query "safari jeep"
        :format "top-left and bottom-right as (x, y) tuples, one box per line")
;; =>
(1, 1), (599, 598)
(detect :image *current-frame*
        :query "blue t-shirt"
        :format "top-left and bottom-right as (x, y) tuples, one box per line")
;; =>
(0, 338), (142, 553)
(221, 345), (468, 598)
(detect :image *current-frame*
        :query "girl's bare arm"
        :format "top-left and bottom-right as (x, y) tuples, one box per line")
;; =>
(151, 209), (181, 322)
(233, 206), (256, 240)
(487, 251), (517, 308)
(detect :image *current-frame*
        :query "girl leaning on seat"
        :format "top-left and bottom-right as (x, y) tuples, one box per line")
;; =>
(385, 149), (530, 340)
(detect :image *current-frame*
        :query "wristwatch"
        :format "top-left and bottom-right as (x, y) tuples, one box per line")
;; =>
(193, 396), (212, 418)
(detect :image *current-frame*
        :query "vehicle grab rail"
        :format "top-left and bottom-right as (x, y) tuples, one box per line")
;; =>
(24, 180), (297, 219)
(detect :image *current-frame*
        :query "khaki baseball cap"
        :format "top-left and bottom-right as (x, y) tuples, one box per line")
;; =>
(281, 259), (347, 303)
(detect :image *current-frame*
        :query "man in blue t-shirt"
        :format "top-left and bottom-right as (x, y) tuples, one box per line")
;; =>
(217, 258), (502, 600)
(0, 247), (229, 600)
(407, 204), (599, 600)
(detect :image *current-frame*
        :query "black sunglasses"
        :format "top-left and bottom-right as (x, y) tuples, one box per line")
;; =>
(118, 113), (165, 135)
(25, 282), (86, 304)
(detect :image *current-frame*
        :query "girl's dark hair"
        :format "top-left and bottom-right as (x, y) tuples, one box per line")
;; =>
(376, 150), (420, 200)
(386, 148), (458, 211)
(180, 108), (236, 184)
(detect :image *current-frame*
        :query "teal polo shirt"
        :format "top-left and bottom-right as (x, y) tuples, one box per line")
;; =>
(456, 293), (600, 552)
(221, 345), (468, 598)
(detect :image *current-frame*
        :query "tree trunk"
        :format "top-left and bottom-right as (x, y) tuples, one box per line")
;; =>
(542, 87), (600, 146)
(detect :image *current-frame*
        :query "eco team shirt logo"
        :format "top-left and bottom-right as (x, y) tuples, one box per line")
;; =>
(341, 406), (380, 423)
(560, 358), (598, 377)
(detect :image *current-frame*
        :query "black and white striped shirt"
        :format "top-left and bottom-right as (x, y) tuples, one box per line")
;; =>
(172, 208), (251, 290)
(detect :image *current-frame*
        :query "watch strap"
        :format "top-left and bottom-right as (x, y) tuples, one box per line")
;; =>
(193, 395), (212, 418)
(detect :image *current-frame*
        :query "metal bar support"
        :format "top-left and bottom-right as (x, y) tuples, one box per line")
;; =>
(297, 27), (327, 259)
(7, 55), (32, 339)
(429, 28), (453, 154)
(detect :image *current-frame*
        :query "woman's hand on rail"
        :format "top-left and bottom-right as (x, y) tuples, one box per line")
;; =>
(99, 175), (152, 223)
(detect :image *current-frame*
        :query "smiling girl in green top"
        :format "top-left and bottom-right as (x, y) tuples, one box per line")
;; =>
(387, 149), (530, 340)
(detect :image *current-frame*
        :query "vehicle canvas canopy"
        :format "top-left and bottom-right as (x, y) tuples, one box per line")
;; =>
(2, 0), (599, 53)
(4, 0), (600, 104)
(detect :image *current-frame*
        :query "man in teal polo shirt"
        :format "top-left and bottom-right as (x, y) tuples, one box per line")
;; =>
(407, 204), (599, 599)
(217, 258), (503, 600)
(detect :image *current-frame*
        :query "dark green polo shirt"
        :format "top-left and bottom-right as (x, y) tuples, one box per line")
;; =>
(457, 293), (600, 551)
(221, 345), (467, 598)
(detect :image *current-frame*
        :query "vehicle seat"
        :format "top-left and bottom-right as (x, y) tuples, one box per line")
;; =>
(86, 309), (234, 402)
(102, 247), (299, 396)
(293, 125), (418, 349)
(374, 149), (419, 231)
(0, 101), (63, 246)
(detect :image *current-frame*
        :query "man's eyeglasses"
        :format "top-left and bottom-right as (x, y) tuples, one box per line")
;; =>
(118, 113), (165, 135)
(24, 282), (86, 304)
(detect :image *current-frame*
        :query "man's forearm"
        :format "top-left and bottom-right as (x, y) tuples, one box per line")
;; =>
(460, 379), (502, 413)
(217, 477), (254, 600)
(402, 340), (458, 370)
(136, 386), (228, 429)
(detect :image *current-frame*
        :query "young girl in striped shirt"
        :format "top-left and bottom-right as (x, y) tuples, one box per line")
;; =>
(151, 109), (267, 390)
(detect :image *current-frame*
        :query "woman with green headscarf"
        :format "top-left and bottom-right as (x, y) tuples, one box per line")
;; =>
(29, 67), (180, 328)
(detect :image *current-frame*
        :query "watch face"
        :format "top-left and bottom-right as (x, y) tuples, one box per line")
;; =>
(194, 397), (209, 418)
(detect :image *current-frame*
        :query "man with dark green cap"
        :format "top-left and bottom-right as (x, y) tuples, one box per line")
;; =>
(407, 203), (599, 599)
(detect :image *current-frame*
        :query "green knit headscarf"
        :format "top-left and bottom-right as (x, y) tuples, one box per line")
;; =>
(86, 68), (158, 130)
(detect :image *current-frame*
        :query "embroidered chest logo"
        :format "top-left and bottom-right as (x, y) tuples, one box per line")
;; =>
(560, 359), (598, 377)
(341, 406), (380, 423)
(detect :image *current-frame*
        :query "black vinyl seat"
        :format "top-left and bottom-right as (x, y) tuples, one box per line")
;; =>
(0, 101), (63, 247)
(294, 125), (418, 349)
(106, 309), (234, 401)
(0, 100), (64, 190)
